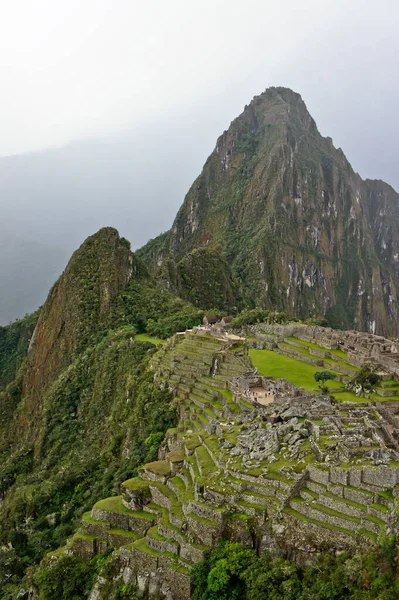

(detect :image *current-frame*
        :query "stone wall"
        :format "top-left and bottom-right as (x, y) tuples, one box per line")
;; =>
(251, 323), (399, 376)
(308, 464), (399, 490)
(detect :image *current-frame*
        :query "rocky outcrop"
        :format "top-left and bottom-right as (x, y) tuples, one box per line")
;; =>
(138, 87), (399, 336)
(13, 228), (135, 444)
(23, 228), (134, 395)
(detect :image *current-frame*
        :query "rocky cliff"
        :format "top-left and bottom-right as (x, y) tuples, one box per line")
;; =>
(22, 228), (135, 400)
(3, 228), (199, 448)
(138, 87), (399, 336)
(0, 228), (202, 593)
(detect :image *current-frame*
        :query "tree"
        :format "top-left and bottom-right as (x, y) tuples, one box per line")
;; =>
(191, 540), (257, 600)
(314, 371), (337, 394)
(34, 554), (93, 600)
(345, 366), (382, 397)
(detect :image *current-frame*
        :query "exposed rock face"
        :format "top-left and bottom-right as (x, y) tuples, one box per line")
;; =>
(15, 228), (137, 443)
(24, 228), (134, 394)
(138, 87), (399, 336)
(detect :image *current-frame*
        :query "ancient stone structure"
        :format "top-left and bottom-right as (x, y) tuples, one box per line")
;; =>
(248, 323), (399, 377)
(71, 328), (399, 599)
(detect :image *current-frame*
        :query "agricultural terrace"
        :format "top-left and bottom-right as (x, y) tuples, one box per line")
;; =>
(249, 334), (399, 403)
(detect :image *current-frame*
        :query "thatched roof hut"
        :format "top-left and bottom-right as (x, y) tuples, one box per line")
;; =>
(203, 313), (218, 326)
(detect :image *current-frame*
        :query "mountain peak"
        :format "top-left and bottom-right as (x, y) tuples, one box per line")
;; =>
(243, 85), (318, 134)
(256, 85), (304, 103)
(138, 88), (399, 337)
(22, 228), (137, 415)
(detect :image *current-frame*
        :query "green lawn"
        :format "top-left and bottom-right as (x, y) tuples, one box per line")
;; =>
(135, 333), (165, 345)
(249, 349), (399, 403)
(249, 349), (341, 392)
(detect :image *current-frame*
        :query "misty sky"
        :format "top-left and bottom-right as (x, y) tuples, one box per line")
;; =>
(1, 0), (399, 324)
(1, 0), (398, 188)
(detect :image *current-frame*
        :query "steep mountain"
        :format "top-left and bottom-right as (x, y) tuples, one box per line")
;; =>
(0, 310), (38, 390)
(0, 228), (201, 592)
(138, 87), (399, 336)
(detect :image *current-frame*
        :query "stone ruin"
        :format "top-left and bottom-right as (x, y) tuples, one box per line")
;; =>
(248, 322), (399, 377)
(227, 375), (399, 468)
(230, 374), (306, 407)
(69, 329), (399, 600)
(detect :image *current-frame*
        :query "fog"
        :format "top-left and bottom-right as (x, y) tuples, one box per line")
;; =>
(1, 0), (399, 323)
(0, 116), (210, 251)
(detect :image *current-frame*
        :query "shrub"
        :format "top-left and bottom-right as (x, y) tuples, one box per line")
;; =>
(306, 316), (328, 327)
(34, 554), (93, 600)
(232, 309), (287, 328)
(191, 537), (399, 600)
(345, 366), (382, 397)
(146, 309), (202, 338)
(314, 371), (337, 394)
(314, 371), (337, 382)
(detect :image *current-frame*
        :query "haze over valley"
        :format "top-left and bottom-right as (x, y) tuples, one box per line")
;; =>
(1, 0), (399, 324)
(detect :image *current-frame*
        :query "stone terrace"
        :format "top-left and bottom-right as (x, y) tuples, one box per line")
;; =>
(248, 323), (399, 400)
(72, 329), (399, 599)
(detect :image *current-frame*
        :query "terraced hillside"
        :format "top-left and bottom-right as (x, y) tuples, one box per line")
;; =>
(248, 323), (399, 402)
(70, 328), (399, 600)
(71, 331), (255, 598)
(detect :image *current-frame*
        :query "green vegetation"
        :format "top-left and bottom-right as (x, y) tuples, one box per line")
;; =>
(0, 310), (38, 389)
(134, 333), (165, 345)
(33, 550), (143, 600)
(145, 306), (202, 339)
(232, 308), (287, 328)
(314, 371), (337, 383)
(93, 496), (131, 514)
(314, 370), (337, 394)
(33, 553), (95, 600)
(144, 460), (171, 477)
(249, 349), (341, 392)
(287, 337), (347, 359)
(174, 247), (242, 312)
(346, 367), (382, 397)
(0, 547), (24, 599)
(249, 348), (378, 403)
(191, 538), (399, 600)
(0, 329), (176, 591)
